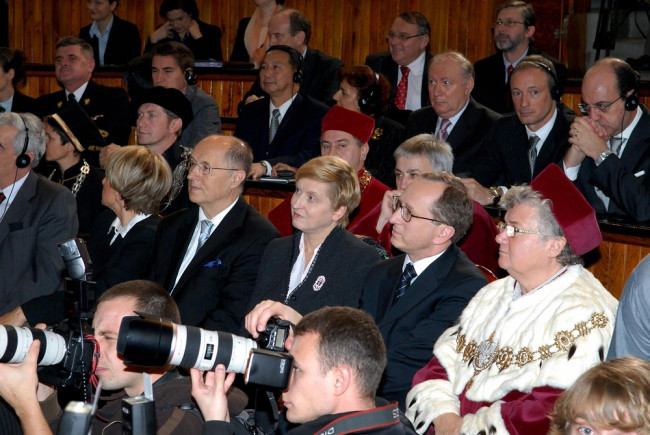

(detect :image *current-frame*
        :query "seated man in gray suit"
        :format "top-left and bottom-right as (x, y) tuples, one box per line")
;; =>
(0, 112), (78, 326)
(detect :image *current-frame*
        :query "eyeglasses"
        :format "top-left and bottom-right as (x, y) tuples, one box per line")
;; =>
(492, 19), (526, 29)
(188, 158), (237, 175)
(392, 196), (447, 224)
(497, 221), (548, 238)
(386, 31), (425, 41)
(577, 95), (624, 115)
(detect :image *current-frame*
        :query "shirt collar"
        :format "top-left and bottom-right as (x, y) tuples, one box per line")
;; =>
(108, 213), (150, 239)
(525, 107), (558, 147)
(0, 172), (29, 221)
(404, 51), (427, 76)
(404, 247), (448, 279)
(66, 81), (90, 102)
(0, 95), (14, 113)
(89, 14), (114, 38)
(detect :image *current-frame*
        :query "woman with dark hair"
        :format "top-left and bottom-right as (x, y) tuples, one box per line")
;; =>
(146, 0), (223, 60)
(0, 48), (37, 114)
(334, 65), (405, 187)
(230, 0), (285, 65)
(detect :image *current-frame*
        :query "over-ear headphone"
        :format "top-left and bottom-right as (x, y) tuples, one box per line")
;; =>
(15, 114), (30, 169)
(267, 45), (304, 83)
(184, 67), (197, 85)
(359, 72), (379, 111)
(529, 60), (560, 101)
(624, 90), (639, 111)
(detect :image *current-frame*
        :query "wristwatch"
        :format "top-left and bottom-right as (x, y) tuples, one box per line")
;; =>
(595, 149), (614, 167)
(489, 186), (503, 205)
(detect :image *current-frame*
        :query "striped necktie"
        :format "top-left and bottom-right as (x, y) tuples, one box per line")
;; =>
(196, 219), (214, 253)
(393, 263), (417, 305)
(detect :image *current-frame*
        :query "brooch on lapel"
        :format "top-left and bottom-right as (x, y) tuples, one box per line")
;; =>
(313, 275), (325, 291)
(57, 101), (63, 108)
(203, 259), (222, 268)
(84, 98), (90, 106)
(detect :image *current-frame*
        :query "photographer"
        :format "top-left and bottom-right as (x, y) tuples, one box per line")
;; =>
(0, 280), (247, 434)
(192, 306), (417, 434)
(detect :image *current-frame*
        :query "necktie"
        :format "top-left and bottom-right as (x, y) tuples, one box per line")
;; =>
(196, 219), (214, 253)
(394, 66), (410, 110)
(68, 93), (76, 102)
(0, 107), (5, 113)
(437, 118), (452, 142)
(507, 64), (514, 79)
(609, 136), (624, 156)
(393, 263), (417, 305)
(0, 191), (5, 205)
(527, 134), (540, 178)
(269, 108), (280, 143)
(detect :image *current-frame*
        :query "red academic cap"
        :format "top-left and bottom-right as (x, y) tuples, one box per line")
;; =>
(321, 106), (375, 144)
(530, 164), (602, 255)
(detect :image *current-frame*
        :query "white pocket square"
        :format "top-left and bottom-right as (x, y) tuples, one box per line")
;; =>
(634, 170), (645, 177)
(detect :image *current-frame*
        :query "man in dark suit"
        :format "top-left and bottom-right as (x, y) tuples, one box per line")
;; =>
(406, 51), (501, 176)
(79, 0), (141, 66)
(472, 1), (567, 114)
(235, 45), (328, 179)
(0, 48), (37, 115)
(0, 112), (78, 326)
(151, 135), (280, 332)
(360, 172), (487, 409)
(463, 56), (574, 205)
(242, 9), (342, 107)
(564, 58), (650, 222)
(365, 11), (432, 125)
(35, 36), (131, 167)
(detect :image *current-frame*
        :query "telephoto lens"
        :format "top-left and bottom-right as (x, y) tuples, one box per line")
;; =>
(0, 325), (67, 365)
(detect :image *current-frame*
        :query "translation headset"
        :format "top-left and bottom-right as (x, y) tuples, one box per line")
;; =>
(267, 45), (304, 83)
(184, 67), (197, 85)
(15, 114), (31, 169)
(359, 72), (380, 111)
(529, 60), (561, 101)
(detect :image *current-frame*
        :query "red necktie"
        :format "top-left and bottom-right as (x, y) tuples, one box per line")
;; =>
(395, 66), (410, 110)
(507, 64), (513, 79)
(0, 192), (5, 205)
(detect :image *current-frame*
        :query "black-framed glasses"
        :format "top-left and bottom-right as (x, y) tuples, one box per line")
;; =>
(577, 95), (624, 115)
(497, 221), (548, 238)
(492, 19), (525, 29)
(188, 158), (238, 175)
(385, 31), (425, 41)
(391, 196), (447, 224)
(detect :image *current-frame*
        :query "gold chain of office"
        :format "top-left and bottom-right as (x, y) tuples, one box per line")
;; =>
(455, 312), (609, 389)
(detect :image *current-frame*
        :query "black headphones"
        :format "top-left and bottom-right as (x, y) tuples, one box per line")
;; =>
(184, 67), (197, 85)
(267, 45), (304, 83)
(624, 90), (639, 111)
(15, 114), (31, 169)
(359, 72), (380, 111)
(529, 60), (561, 101)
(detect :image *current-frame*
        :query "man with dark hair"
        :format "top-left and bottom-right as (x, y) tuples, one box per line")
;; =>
(0, 48), (37, 114)
(406, 50), (501, 176)
(463, 55), (575, 205)
(360, 172), (487, 409)
(35, 36), (131, 166)
(151, 41), (221, 148)
(472, 0), (568, 114)
(365, 11), (432, 124)
(78, 0), (141, 66)
(407, 165), (617, 435)
(242, 9), (343, 106)
(151, 135), (280, 331)
(564, 57), (650, 222)
(235, 45), (328, 179)
(193, 306), (418, 434)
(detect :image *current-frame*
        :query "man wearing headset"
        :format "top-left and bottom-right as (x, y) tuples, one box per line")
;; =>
(0, 112), (78, 326)
(235, 45), (328, 179)
(462, 55), (575, 206)
(564, 57), (650, 222)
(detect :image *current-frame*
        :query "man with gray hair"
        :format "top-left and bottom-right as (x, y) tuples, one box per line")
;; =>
(407, 164), (617, 435)
(0, 112), (78, 326)
(406, 51), (501, 176)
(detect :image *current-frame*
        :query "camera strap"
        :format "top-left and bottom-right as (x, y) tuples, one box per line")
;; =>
(313, 401), (401, 435)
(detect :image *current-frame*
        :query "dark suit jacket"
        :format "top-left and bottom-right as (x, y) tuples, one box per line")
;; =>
(10, 91), (38, 115)
(88, 210), (161, 296)
(365, 51), (432, 125)
(230, 17), (251, 62)
(366, 115), (405, 188)
(145, 19), (223, 60)
(360, 244), (487, 408)
(2, 172), (78, 320)
(574, 105), (650, 221)
(152, 198), (280, 332)
(36, 80), (131, 166)
(406, 98), (502, 176)
(234, 93), (328, 167)
(471, 103), (575, 187)
(246, 226), (381, 333)
(79, 15), (142, 66)
(241, 47), (343, 108)
(472, 45), (568, 114)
